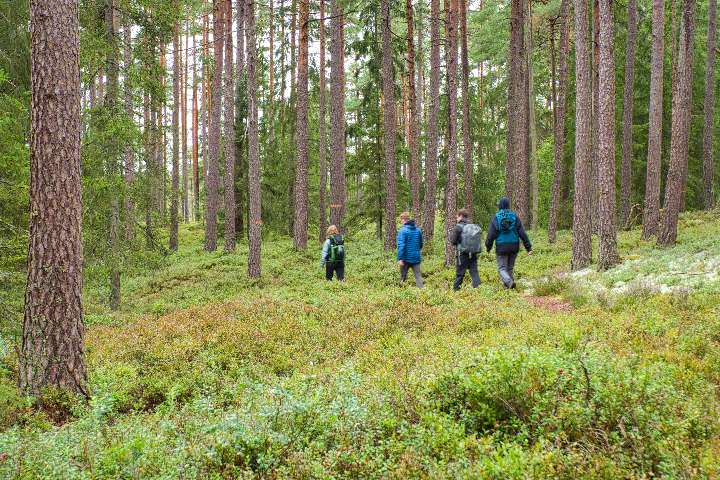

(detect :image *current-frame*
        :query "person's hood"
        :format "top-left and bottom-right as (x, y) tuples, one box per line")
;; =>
(403, 220), (417, 229)
(498, 197), (511, 210)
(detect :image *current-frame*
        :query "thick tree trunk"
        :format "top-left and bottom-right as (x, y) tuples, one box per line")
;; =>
(460, 0), (472, 216)
(247, 0), (262, 276)
(590, 0), (599, 234)
(642, 0), (665, 239)
(21, 0), (87, 396)
(224, 0), (236, 252)
(572, 0), (593, 270)
(171, 19), (180, 252)
(659, 0), (696, 246)
(329, 0), (346, 230)
(597, 0), (619, 270)
(548, 0), (570, 243)
(205, 0), (223, 251)
(526, 0), (537, 228)
(406, 0), (421, 219)
(444, 0), (459, 266)
(619, 0), (638, 227)
(382, 0), (397, 250)
(318, 0), (328, 242)
(507, 0), (526, 216)
(421, 0), (441, 241)
(703, 0), (717, 209)
(201, 1), (210, 215)
(123, 21), (134, 241)
(236, 0), (247, 238)
(293, 0), (310, 249)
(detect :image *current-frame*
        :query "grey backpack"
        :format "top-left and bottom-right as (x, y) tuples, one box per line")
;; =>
(459, 223), (483, 254)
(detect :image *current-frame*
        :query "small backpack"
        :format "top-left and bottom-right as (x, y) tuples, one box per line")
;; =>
(328, 235), (345, 263)
(459, 223), (483, 254)
(495, 210), (519, 245)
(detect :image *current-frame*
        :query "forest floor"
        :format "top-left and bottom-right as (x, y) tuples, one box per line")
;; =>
(1, 212), (720, 478)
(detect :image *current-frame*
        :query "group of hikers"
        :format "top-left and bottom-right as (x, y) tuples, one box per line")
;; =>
(320, 197), (533, 290)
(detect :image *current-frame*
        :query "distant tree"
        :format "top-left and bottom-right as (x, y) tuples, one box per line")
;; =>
(123, 20), (135, 241)
(703, 0), (717, 209)
(572, 0), (592, 270)
(460, 0), (472, 217)
(381, 0), (397, 250)
(329, 0), (346, 230)
(659, 0), (696, 247)
(548, 0), (570, 243)
(406, 0), (421, 219)
(445, 0), (459, 266)
(597, 0), (619, 270)
(171, 16), (180, 252)
(224, 0), (237, 252)
(293, 0), (310, 249)
(192, 31), (200, 222)
(619, 0), (638, 227)
(182, 20), (189, 222)
(21, 0), (87, 396)
(318, 0), (328, 242)
(641, 0), (665, 239)
(247, 0), (262, 276)
(421, 0), (441, 241)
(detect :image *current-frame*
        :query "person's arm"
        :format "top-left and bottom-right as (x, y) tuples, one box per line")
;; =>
(517, 218), (532, 252)
(320, 239), (330, 266)
(419, 230), (424, 251)
(397, 229), (406, 261)
(485, 217), (497, 252)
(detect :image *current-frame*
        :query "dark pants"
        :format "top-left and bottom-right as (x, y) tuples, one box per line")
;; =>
(496, 252), (518, 288)
(400, 262), (424, 288)
(454, 253), (481, 290)
(325, 261), (345, 281)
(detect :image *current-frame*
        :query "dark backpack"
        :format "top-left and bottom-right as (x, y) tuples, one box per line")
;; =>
(458, 223), (483, 254)
(495, 210), (519, 244)
(328, 235), (345, 263)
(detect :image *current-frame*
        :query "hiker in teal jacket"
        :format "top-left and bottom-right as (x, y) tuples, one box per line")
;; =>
(485, 197), (532, 289)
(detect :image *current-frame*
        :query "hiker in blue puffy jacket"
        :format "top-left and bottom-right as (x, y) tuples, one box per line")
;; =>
(485, 197), (532, 289)
(397, 212), (424, 288)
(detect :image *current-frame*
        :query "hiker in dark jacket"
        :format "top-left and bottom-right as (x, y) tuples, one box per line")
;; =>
(485, 197), (532, 289)
(450, 209), (482, 290)
(321, 225), (345, 281)
(397, 212), (424, 288)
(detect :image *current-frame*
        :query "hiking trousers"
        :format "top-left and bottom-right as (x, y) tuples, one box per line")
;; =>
(496, 252), (518, 288)
(400, 262), (424, 288)
(325, 261), (345, 281)
(454, 253), (481, 290)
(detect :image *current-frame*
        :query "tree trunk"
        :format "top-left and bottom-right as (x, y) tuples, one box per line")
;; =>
(618, 0), (638, 227)
(703, 0), (717, 209)
(421, 0), (441, 241)
(224, 0), (237, 252)
(406, 0), (421, 219)
(548, 0), (570, 243)
(293, 0), (310, 249)
(329, 0), (346, 230)
(201, 0), (210, 216)
(527, 0), (537, 229)
(416, 2), (424, 161)
(21, 0), (87, 397)
(444, 0), (459, 266)
(642, 0), (665, 239)
(507, 0), (527, 217)
(572, 0), (593, 270)
(318, 0), (328, 242)
(460, 0), (472, 216)
(659, 0), (696, 246)
(590, 0), (599, 234)
(236, 0), (247, 238)
(382, 0), (397, 250)
(123, 21), (135, 241)
(192, 32), (200, 222)
(597, 0), (619, 270)
(182, 21), (189, 222)
(171, 18), (180, 252)
(247, 0), (262, 276)
(205, 0), (223, 252)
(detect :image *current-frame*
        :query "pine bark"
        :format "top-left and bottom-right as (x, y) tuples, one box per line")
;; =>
(460, 0), (472, 216)
(293, 0), (310, 249)
(182, 20), (189, 222)
(106, 0), (121, 310)
(444, 0), (459, 266)
(170, 19), (180, 252)
(224, 0), (237, 252)
(619, 0), (638, 227)
(421, 0), (441, 241)
(123, 21), (134, 241)
(659, 0), (696, 246)
(406, 0), (421, 219)
(597, 0), (619, 270)
(318, 0), (328, 242)
(205, 0), (224, 251)
(247, 0), (262, 276)
(329, 0), (346, 230)
(572, 0), (593, 270)
(21, 0), (87, 396)
(192, 32), (200, 222)
(382, 0), (397, 250)
(703, 0), (717, 209)
(642, 0), (665, 239)
(507, 0), (527, 216)
(548, 0), (570, 243)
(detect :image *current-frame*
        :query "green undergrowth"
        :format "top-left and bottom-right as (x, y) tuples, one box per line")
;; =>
(1, 213), (719, 478)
